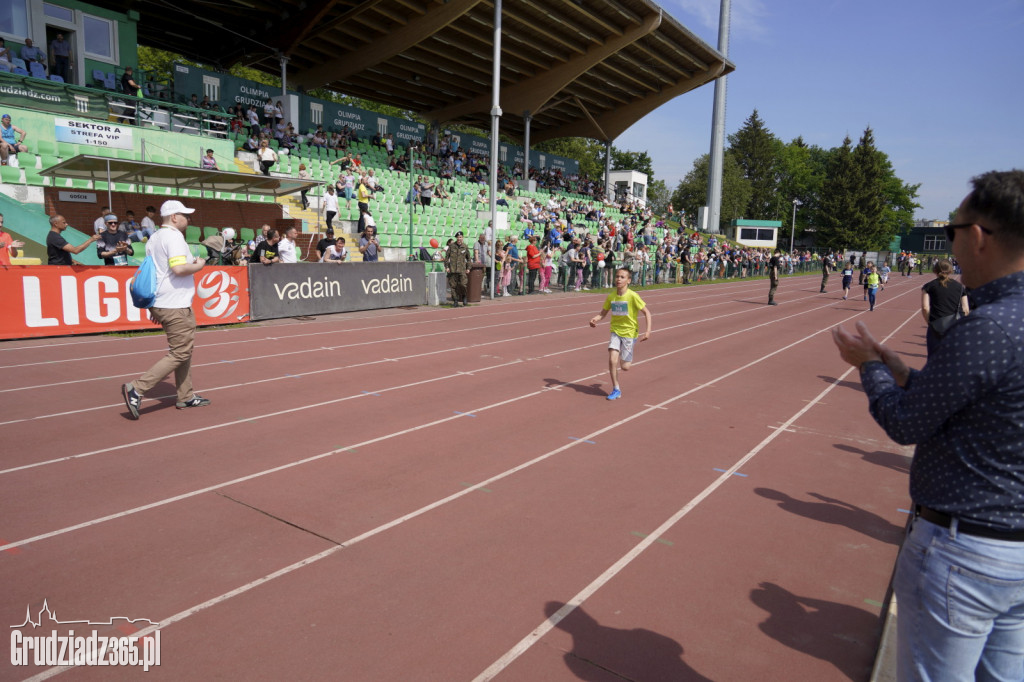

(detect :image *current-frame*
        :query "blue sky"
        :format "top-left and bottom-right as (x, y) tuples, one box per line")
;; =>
(615, 0), (1024, 220)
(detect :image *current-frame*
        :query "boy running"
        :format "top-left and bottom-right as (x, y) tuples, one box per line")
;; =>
(866, 263), (880, 311)
(589, 267), (653, 400)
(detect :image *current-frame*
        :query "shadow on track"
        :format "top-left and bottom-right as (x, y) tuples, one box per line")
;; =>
(545, 601), (711, 681)
(754, 488), (903, 545)
(751, 582), (879, 682)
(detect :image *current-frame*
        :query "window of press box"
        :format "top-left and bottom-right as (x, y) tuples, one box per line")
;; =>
(1, 0), (29, 37)
(83, 14), (115, 61)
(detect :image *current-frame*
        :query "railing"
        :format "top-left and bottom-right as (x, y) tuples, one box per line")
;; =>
(0, 70), (228, 140)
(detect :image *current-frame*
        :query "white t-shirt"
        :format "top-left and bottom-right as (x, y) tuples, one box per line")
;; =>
(323, 192), (339, 213)
(93, 216), (106, 234)
(321, 244), (347, 262)
(141, 216), (157, 232)
(147, 226), (195, 309)
(279, 237), (297, 263)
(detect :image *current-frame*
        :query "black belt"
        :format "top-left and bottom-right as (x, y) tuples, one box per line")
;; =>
(915, 506), (1024, 541)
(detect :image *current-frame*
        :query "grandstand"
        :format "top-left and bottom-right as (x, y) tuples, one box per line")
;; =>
(0, 75), (652, 267)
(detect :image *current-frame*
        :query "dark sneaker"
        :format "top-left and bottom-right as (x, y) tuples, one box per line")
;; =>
(122, 383), (141, 420)
(176, 395), (211, 410)
(768, 301), (778, 306)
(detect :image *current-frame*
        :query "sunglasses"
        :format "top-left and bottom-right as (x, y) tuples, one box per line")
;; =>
(944, 222), (993, 243)
(106, 221), (118, 225)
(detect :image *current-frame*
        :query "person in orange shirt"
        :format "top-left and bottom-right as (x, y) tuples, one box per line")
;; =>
(0, 213), (26, 265)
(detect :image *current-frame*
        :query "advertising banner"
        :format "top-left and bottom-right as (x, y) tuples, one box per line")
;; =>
(0, 72), (108, 120)
(0, 266), (250, 340)
(54, 117), (134, 150)
(248, 262), (425, 320)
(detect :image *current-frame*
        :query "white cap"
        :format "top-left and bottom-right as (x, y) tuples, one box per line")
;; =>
(160, 199), (196, 217)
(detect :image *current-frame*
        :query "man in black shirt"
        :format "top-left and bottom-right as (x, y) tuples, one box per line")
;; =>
(96, 213), (133, 265)
(251, 230), (280, 264)
(47, 214), (98, 265)
(767, 249), (781, 305)
(316, 228), (336, 259)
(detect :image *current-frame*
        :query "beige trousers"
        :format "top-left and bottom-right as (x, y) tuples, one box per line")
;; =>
(133, 307), (196, 402)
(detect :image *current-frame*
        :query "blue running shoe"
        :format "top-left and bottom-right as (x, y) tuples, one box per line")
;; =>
(607, 388), (621, 400)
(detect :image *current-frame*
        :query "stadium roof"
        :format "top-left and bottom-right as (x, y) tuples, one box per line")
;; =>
(90, 0), (733, 144)
(40, 156), (319, 196)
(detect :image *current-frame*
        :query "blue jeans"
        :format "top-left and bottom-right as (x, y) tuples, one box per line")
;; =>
(894, 517), (1024, 681)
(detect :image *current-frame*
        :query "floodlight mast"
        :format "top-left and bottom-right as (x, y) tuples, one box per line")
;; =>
(704, 0), (731, 235)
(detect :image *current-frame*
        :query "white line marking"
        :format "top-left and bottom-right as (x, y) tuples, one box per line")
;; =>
(24, 283), (915, 681)
(470, 310), (921, 681)
(0, 295), (918, 553)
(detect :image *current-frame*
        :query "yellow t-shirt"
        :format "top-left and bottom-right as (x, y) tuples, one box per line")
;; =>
(603, 289), (646, 338)
(867, 272), (880, 288)
(357, 184), (371, 203)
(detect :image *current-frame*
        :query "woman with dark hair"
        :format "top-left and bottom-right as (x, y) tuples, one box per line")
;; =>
(922, 258), (970, 357)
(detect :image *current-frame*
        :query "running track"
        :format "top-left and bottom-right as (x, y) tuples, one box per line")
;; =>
(0, 273), (924, 681)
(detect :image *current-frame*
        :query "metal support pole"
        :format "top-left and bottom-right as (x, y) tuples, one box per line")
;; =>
(604, 140), (612, 200)
(279, 55), (289, 123)
(705, 0), (731, 234)
(790, 199), (801, 253)
(522, 111), (531, 185)
(487, 0), (503, 300)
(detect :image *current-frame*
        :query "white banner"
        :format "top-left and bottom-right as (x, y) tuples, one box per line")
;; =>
(57, 191), (97, 203)
(54, 117), (134, 150)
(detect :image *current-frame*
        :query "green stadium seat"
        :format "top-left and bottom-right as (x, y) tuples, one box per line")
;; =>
(33, 141), (55, 156)
(24, 170), (47, 186)
(0, 166), (23, 184)
(239, 227), (255, 242)
(185, 225), (202, 243)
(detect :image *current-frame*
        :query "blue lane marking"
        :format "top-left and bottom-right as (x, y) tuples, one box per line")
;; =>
(713, 468), (748, 477)
(361, 391), (381, 396)
(220, 360), (234, 364)
(454, 411), (476, 417)
(569, 437), (596, 444)
(897, 508), (914, 514)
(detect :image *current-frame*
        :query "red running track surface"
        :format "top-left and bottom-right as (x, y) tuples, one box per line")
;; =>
(0, 273), (923, 681)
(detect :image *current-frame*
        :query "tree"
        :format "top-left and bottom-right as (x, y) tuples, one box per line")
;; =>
(776, 136), (826, 239)
(727, 109), (782, 220)
(671, 152), (751, 231)
(816, 136), (862, 249)
(647, 179), (670, 215)
(849, 127), (890, 248)
(534, 137), (605, 179)
(610, 147), (655, 180)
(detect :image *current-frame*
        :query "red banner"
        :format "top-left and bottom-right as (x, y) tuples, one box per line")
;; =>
(0, 265), (250, 340)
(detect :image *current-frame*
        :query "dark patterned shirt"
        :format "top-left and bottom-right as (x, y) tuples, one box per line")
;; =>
(861, 270), (1024, 532)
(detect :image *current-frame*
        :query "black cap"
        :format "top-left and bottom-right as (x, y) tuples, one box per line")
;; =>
(455, 231), (463, 237)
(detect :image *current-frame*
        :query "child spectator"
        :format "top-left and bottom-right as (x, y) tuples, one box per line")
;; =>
(589, 267), (653, 400)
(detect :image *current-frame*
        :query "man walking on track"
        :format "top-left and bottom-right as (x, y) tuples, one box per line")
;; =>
(122, 200), (211, 419)
(444, 230), (470, 307)
(590, 267), (652, 400)
(767, 248), (781, 305)
(820, 251), (834, 293)
(832, 169), (1024, 682)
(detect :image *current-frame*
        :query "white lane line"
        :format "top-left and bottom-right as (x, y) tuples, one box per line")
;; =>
(0, 285), (833, 421)
(0, 279), (768, 369)
(0, 285), (840, 443)
(23, 299), (912, 682)
(0, 289), (918, 551)
(0, 273), (810, 362)
(470, 309), (922, 681)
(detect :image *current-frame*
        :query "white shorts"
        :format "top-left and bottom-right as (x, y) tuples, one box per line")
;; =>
(608, 333), (636, 362)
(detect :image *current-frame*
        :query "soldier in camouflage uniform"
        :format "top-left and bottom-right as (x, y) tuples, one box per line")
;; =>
(445, 230), (471, 307)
